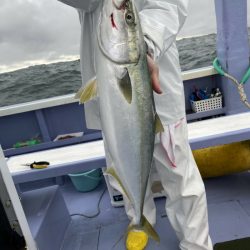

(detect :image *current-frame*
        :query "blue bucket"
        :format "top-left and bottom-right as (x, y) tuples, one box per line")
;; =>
(68, 168), (102, 192)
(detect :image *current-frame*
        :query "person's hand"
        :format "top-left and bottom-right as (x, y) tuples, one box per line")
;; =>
(147, 55), (162, 94)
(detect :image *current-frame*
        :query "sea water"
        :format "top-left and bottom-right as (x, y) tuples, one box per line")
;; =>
(0, 34), (217, 107)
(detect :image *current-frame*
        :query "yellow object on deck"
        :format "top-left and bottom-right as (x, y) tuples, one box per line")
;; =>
(126, 230), (148, 250)
(193, 140), (250, 178)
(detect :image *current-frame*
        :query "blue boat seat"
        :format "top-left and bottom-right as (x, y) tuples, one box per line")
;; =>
(6, 111), (250, 184)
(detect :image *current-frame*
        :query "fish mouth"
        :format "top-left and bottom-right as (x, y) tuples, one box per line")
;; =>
(112, 0), (128, 10)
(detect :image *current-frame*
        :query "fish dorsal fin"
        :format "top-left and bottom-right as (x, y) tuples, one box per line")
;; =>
(127, 215), (160, 244)
(75, 76), (97, 103)
(155, 113), (164, 133)
(118, 69), (132, 104)
(104, 167), (131, 202)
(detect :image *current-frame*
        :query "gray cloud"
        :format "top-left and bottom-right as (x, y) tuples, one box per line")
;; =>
(0, 0), (80, 72)
(0, 0), (249, 73)
(180, 0), (216, 37)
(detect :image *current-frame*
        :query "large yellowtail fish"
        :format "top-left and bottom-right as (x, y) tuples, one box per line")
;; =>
(76, 0), (163, 248)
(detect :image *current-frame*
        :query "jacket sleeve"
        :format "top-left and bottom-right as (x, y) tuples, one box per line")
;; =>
(139, 0), (189, 61)
(58, 0), (99, 12)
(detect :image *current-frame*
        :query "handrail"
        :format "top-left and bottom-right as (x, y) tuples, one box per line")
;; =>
(182, 66), (217, 81)
(0, 66), (218, 117)
(0, 94), (76, 117)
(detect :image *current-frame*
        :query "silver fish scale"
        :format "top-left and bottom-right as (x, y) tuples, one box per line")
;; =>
(96, 0), (155, 226)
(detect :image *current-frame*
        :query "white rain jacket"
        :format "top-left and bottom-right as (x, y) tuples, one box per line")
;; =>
(58, 0), (188, 129)
(58, 1), (213, 249)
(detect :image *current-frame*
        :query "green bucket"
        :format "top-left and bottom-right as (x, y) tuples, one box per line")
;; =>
(68, 168), (102, 192)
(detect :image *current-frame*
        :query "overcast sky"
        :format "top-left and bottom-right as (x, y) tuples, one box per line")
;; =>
(0, 0), (249, 73)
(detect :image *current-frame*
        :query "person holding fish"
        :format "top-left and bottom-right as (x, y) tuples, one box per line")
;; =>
(59, 0), (213, 249)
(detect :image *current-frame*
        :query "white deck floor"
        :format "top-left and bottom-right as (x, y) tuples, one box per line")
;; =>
(58, 172), (250, 249)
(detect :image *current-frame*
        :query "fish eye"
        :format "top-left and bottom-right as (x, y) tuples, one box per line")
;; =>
(125, 12), (135, 25)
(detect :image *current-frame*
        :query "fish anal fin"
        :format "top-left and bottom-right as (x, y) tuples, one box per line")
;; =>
(118, 69), (132, 104)
(155, 113), (164, 134)
(75, 76), (97, 103)
(104, 168), (131, 202)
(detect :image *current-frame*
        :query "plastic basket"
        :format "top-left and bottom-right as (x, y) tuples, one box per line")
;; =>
(68, 168), (102, 192)
(190, 96), (222, 113)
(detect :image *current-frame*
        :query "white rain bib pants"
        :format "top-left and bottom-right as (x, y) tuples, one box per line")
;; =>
(59, 0), (213, 249)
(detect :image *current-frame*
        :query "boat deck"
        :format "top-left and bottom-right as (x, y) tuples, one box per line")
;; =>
(55, 171), (250, 249)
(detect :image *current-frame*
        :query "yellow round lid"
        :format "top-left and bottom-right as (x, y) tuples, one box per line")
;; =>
(126, 230), (148, 250)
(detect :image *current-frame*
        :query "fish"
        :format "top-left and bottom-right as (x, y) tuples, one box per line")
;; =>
(75, 0), (163, 244)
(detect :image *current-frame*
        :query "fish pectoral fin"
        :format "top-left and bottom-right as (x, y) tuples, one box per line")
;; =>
(127, 215), (160, 243)
(155, 113), (164, 134)
(118, 69), (132, 104)
(104, 167), (131, 202)
(75, 76), (97, 103)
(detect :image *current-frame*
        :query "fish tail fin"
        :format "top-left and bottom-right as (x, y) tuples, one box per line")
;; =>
(141, 215), (160, 242)
(126, 216), (160, 250)
(75, 76), (97, 103)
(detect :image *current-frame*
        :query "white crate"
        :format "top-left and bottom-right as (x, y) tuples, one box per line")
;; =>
(191, 96), (222, 113)
(103, 165), (166, 207)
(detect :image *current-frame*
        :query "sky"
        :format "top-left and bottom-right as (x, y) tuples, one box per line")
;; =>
(0, 0), (249, 73)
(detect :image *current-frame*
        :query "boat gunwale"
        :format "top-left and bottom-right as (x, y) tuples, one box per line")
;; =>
(0, 66), (217, 117)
